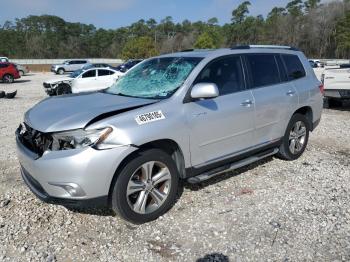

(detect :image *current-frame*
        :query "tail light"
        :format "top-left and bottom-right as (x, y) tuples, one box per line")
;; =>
(319, 83), (324, 95)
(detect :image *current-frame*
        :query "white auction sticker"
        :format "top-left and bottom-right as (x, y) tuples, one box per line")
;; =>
(135, 110), (165, 125)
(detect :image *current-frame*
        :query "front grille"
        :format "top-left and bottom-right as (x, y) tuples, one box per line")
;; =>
(17, 123), (52, 157)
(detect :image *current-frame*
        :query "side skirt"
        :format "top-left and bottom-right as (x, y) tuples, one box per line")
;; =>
(185, 139), (282, 183)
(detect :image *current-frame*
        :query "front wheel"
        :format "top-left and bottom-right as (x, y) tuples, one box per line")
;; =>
(56, 84), (71, 96)
(111, 149), (179, 224)
(277, 113), (310, 160)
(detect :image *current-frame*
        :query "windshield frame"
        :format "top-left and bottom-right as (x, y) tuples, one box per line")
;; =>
(105, 56), (203, 100)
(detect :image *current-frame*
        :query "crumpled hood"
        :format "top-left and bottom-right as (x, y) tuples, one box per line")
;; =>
(44, 77), (73, 85)
(24, 92), (157, 132)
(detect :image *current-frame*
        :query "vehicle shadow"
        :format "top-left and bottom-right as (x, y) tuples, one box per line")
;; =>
(196, 253), (230, 262)
(0, 80), (31, 84)
(324, 100), (350, 112)
(184, 157), (274, 191)
(67, 206), (115, 217)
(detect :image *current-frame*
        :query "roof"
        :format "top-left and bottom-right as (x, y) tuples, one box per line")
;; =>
(159, 45), (302, 59)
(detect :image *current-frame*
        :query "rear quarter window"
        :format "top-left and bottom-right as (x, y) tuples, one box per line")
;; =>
(282, 54), (306, 80)
(245, 54), (281, 88)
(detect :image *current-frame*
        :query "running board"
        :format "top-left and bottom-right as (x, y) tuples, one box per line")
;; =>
(187, 148), (279, 184)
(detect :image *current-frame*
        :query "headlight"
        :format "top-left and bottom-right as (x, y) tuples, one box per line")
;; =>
(51, 127), (112, 151)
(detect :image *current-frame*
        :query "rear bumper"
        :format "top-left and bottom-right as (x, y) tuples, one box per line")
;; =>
(324, 89), (350, 99)
(312, 118), (321, 131)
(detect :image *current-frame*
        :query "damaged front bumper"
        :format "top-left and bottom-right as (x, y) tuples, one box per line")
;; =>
(16, 130), (137, 208)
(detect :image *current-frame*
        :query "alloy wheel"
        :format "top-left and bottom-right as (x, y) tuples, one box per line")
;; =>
(288, 121), (306, 154)
(126, 161), (172, 214)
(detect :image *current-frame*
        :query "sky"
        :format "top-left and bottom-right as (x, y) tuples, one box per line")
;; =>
(0, 0), (296, 29)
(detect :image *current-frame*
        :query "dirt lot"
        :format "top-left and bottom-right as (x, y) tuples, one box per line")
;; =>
(0, 73), (350, 261)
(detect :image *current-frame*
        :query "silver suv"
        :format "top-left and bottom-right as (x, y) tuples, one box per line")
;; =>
(51, 60), (89, 75)
(16, 46), (323, 223)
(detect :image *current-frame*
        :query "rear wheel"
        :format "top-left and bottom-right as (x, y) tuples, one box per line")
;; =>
(2, 74), (14, 83)
(111, 149), (179, 224)
(57, 68), (65, 75)
(277, 113), (310, 160)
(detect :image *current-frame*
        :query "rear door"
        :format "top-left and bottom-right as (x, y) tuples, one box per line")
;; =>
(245, 53), (298, 145)
(96, 69), (116, 90)
(186, 55), (255, 167)
(72, 69), (97, 93)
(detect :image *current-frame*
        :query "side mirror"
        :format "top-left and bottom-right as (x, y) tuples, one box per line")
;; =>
(191, 83), (219, 100)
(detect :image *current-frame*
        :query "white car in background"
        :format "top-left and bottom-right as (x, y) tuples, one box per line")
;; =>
(43, 68), (124, 96)
(322, 66), (350, 107)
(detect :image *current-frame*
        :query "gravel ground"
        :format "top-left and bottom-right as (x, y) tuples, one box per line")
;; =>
(0, 73), (350, 262)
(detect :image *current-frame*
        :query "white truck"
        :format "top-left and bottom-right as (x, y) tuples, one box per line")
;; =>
(322, 65), (350, 107)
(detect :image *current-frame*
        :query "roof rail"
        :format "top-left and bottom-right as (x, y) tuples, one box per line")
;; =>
(231, 45), (300, 51)
(180, 48), (217, 52)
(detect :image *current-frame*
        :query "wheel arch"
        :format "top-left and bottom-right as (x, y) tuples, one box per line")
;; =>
(293, 106), (313, 128)
(107, 139), (186, 206)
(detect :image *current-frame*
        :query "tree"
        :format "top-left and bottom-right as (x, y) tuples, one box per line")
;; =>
(231, 1), (251, 24)
(207, 17), (219, 25)
(336, 11), (350, 57)
(121, 36), (158, 59)
(194, 32), (216, 49)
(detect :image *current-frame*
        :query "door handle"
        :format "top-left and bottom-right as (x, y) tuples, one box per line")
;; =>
(193, 112), (207, 117)
(286, 90), (296, 96)
(240, 100), (253, 107)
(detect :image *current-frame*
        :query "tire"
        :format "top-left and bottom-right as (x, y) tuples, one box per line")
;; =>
(19, 70), (24, 77)
(276, 113), (310, 161)
(2, 74), (14, 83)
(111, 149), (179, 224)
(56, 84), (71, 96)
(57, 68), (65, 75)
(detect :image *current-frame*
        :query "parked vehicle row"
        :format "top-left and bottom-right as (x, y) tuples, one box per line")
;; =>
(51, 59), (142, 75)
(17, 45), (323, 223)
(44, 68), (124, 95)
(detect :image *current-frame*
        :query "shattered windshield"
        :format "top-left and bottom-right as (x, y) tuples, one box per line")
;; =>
(69, 69), (83, 78)
(106, 57), (202, 99)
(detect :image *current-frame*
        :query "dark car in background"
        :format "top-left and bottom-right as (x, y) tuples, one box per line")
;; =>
(116, 59), (143, 72)
(0, 62), (20, 83)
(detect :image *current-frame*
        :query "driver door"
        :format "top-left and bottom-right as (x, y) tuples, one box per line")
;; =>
(185, 55), (255, 167)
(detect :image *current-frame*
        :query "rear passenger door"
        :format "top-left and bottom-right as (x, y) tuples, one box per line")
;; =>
(72, 69), (97, 93)
(244, 53), (298, 145)
(96, 69), (116, 89)
(186, 55), (255, 167)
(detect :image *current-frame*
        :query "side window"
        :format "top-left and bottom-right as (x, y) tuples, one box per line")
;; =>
(82, 70), (96, 78)
(69, 61), (77, 65)
(282, 54), (306, 80)
(245, 54), (280, 88)
(79, 61), (87, 64)
(98, 69), (112, 76)
(275, 55), (289, 82)
(194, 56), (245, 96)
(0, 64), (8, 68)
